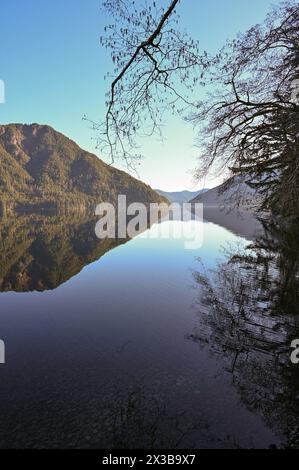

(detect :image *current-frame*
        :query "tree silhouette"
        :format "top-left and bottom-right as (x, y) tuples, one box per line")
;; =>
(91, 0), (204, 169)
(100, 0), (299, 216)
(190, 1), (299, 216)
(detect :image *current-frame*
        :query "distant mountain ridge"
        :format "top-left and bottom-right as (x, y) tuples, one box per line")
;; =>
(155, 188), (209, 204)
(191, 176), (261, 210)
(0, 124), (166, 216)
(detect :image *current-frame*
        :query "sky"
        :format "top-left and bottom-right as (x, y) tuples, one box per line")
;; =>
(0, 0), (281, 191)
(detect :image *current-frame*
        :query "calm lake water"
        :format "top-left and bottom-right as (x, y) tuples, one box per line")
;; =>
(0, 210), (298, 449)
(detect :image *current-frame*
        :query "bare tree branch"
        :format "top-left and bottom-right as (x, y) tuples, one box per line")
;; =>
(189, 1), (299, 216)
(88, 0), (205, 169)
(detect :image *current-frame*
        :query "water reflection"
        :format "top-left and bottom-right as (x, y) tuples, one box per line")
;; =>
(190, 218), (299, 448)
(0, 210), (298, 448)
(0, 215), (128, 292)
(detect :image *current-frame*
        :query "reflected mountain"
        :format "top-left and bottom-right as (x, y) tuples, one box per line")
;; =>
(202, 206), (264, 240)
(190, 218), (299, 448)
(0, 215), (129, 293)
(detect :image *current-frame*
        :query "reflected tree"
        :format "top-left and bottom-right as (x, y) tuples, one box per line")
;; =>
(190, 218), (299, 447)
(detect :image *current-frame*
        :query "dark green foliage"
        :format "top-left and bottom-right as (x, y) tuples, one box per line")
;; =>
(0, 124), (165, 215)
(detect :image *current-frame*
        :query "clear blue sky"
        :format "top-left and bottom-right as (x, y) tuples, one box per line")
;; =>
(0, 0), (281, 191)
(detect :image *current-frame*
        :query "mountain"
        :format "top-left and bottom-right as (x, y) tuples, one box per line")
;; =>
(0, 124), (166, 216)
(191, 176), (261, 210)
(155, 189), (209, 204)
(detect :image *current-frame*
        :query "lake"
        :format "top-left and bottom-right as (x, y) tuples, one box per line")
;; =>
(0, 210), (298, 449)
